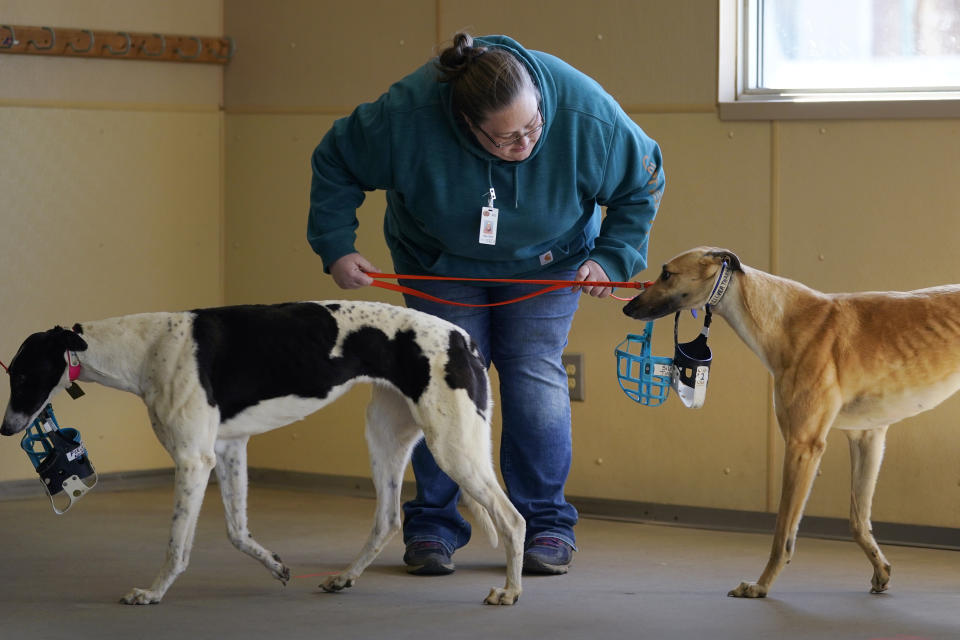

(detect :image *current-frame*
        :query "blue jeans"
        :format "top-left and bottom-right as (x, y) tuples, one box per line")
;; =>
(400, 273), (581, 552)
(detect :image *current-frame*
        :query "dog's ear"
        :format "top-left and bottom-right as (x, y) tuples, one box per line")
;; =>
(707, 249), (742, 271)
(53, 325), (88, 352)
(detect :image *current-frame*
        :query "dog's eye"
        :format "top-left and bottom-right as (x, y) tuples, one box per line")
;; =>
(661, 270), (672, 282)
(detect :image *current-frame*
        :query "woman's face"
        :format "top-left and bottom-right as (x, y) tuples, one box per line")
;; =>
(468, 89), (543, 162)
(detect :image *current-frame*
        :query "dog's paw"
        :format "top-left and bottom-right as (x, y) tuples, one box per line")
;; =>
(484, 587), (520, 605)
(727, 581), (768, 598)
(257, 552), (290, 585)
(119, 587), (162, 605)
(870, 564), (891, 593)
(319, 573), (355, 593)
(271, 561), (291, 586)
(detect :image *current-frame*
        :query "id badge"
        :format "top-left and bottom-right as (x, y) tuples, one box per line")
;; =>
(478, 206), (499, 245)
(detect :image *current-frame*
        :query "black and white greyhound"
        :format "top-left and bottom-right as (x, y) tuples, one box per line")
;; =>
(1, 301), (524, 605)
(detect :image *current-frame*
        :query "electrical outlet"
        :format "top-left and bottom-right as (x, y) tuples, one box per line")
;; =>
(562, 353), (584, 401)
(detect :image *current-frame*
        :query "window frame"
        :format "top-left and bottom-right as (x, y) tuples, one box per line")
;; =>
(718, 0), (960, 120)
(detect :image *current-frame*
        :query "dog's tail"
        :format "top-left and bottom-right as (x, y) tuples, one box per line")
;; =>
(460, 492), (499, 548)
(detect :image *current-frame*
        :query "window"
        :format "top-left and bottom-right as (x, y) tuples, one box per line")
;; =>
(719, 0), (960, 119)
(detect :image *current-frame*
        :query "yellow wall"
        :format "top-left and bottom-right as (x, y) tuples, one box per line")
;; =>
(0, 1), (225, 480)
(224, 0), (960, 528)
(3, 1), (959, 530)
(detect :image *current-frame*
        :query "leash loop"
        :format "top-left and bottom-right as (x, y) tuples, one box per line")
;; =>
(367, 273), (653, 308)
(370, 279), (572, 308)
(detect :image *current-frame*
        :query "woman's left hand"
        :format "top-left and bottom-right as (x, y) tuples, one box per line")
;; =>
(574, 260), (612, 298)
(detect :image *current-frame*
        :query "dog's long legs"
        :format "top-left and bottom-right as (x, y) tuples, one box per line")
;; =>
(729, 395), (839, 598)
(214, 437), (291, 584)
(120, 454), (215, 604)
(320, 385), (423, 594)
(421, 401), (525, 606)
(120, 403), (218, 605)
(846, 425), (892, 593)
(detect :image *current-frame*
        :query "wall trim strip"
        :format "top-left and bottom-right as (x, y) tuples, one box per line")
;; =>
(5, 468), (953, 551)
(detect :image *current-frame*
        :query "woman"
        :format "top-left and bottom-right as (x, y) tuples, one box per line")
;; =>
(308, 33), (664, 576)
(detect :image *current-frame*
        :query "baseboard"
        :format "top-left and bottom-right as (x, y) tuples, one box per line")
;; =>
(0, 468), (175, 501)
(3, 467), (957, 551)
(246, 469), (960, 552)
(247, 468), (419, 500)
(568, 496), (960, 551)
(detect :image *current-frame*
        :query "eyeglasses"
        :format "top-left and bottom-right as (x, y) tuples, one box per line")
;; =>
(475, 108), (544, 149)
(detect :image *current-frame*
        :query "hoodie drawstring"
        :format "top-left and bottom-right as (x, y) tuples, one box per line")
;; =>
(513, 165), (519, 208)
(486, 162), (521, 210)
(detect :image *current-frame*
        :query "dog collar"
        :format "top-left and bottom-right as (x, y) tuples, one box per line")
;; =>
(66, 351), (81, 381)
(706, 262), (733, 308)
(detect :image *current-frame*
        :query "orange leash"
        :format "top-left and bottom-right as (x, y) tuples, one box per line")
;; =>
(367, 273), (653, 308)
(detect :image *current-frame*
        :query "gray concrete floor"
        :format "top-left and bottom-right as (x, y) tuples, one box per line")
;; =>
(1, 485), (958, 640)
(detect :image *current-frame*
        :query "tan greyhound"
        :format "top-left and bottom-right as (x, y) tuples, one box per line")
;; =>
(623, 246), (960, 598)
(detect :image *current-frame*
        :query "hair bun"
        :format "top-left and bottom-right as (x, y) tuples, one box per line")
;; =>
(436, 32), (487, 80)
(434, 32), (536, 126)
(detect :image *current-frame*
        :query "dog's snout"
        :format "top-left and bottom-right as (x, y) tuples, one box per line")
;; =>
(0, 410), (29, 436)
(622, 292), (653, 319)
(622, 298), (642, 318)
(622, 294), (677, 321)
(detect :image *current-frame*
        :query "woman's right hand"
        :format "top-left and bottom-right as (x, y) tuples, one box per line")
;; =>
(330, 252), (377, 289)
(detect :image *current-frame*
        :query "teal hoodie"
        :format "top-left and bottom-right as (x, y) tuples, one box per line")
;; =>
(308, 35), (664, 283)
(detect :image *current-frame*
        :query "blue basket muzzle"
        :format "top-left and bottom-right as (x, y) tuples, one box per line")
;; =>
(20, 404), (97, 514)
(615, 321), (673, 406)
(616, 313), (714, 409)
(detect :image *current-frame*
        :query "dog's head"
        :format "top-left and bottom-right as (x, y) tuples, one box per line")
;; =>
(622, 247), (742, 321)
(1, 327), (87, 436)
